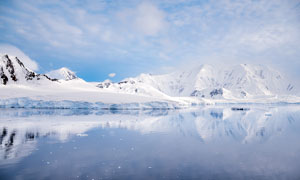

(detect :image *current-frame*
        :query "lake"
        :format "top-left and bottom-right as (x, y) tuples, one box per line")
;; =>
(0, 105), (300, 180)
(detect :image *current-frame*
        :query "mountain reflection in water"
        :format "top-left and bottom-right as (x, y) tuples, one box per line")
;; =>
(0, 106), (300, 180)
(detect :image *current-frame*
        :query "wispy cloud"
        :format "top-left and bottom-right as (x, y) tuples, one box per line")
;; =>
(133, 2), (167, 36)
(0, 0), (299, 80)
(108, 73), (116, 78)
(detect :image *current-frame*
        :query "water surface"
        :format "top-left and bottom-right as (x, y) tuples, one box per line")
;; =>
(0, 106), (300, 179)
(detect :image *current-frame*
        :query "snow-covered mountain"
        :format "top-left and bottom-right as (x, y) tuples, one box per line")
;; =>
(0, 54), (187, 109)
(97, 64), (297, 100)
(47, 67), (78, 81)
(0, 53), (299, 107)
(0, 54), (56, 85)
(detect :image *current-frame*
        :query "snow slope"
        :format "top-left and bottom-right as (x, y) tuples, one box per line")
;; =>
(0, 82), (188, 109)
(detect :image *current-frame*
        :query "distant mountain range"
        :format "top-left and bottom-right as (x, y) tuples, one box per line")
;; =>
(97, 64), (296, 99)
(0, 53), (299, 108)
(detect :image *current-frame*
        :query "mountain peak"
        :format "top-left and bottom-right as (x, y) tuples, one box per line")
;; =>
(47, 67), (77, 81)
(0, 54), (56, 85)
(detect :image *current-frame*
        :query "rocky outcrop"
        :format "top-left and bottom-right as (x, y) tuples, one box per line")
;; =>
(0, 54), (57, 85)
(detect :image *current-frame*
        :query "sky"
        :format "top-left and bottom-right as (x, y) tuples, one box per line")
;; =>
(0, 0), (299, 82)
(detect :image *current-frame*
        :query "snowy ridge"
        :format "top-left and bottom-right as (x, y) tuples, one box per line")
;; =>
(97, 64), (298, 100)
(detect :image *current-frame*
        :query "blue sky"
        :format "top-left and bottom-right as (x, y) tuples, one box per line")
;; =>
(0, 0), (299, 82)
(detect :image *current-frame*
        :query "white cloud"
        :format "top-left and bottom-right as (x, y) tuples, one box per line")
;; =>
(116, 2), (167, 37)
(134, 2), (167, 36)
(108, 73), (116, 78)
(238, 25), (297, 52)
(0, 44), (39, 71)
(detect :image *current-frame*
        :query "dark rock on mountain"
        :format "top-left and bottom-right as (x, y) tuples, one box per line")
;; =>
(0, 54), (57, 85)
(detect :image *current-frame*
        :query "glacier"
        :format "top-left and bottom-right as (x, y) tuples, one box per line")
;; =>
(0, 97), (181, 110)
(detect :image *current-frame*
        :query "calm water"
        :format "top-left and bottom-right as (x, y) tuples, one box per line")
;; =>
(0, 106), (300, 180)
